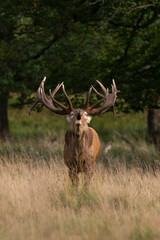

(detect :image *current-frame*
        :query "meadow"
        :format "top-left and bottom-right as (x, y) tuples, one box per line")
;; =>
(0, 107), (160, 240)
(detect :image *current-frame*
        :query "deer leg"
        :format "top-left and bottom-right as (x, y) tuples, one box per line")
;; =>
(68, 168), (79, 187)
(84, 162), (95, 187)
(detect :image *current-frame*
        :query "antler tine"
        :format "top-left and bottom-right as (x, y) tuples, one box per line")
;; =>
(96, 80), (107, 94)
(31, 79), (63, 113)
(112, 79), (116, 89)
(29, 76), (46, 115)
(97, 80), (110, 97)
(40, 77), (50, 103)
(85, 79), (119, 116)
(29, 77), (73, 115)
(113, 79), (117, 90)
(89, 97), (105, 110)
(84, 80), (108, 111)
(29, 100), (39, 115)
(112, 79), (120, 93)
(84, 86), (93, 109)
(92, 85), (104, 98)
(49, 82), (71, 110)
(40, 80), (56, 112)
(62, 83), (74, 110)
(51, 82), (63, 96)
(49, 89), (68, 110)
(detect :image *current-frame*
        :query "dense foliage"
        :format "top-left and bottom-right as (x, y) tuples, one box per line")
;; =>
(0, 0), (160, 139)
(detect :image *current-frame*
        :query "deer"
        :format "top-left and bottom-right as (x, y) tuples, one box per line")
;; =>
(29, 77), (119, 186)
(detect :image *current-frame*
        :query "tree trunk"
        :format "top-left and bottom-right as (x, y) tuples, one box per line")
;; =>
(0, 95), (9, 140)
(148, 108), (160, 151)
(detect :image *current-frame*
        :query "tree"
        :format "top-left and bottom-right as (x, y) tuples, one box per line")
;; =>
(0, 0), (115, 139)
(86, 0), (160, 149)
(0, 0), (92, 138)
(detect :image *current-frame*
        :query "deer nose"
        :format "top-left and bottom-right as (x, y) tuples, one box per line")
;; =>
(76, 109), (82, 120)
(77, 113), (81, 120)
(75, 120), (82, 126)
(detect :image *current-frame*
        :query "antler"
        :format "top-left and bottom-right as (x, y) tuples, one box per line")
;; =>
(84, 79), (119, 116)
(29, 77), (74, 115)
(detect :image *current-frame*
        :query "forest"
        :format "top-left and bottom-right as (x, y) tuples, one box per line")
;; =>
(0, 1), (160, 239)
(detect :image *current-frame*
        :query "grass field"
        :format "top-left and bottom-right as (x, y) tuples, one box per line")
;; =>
(0, 107), (160, 240)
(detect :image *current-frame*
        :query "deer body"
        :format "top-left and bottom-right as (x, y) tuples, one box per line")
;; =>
(64, 126), (101, 185)
(29, 77), (119, 186)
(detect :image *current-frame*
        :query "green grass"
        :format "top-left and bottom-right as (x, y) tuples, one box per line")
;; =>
(1, 106), (157, 171)
(9, 106), (69, 139)
(90, 111), (147, 142)
(9, 105), (147, 140)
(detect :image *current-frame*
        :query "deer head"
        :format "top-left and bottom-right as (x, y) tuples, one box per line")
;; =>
(29, 77), (119, 139)
(65, 109), (92, 138)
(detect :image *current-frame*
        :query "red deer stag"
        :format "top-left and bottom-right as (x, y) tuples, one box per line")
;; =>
(29, 77), (119, 186)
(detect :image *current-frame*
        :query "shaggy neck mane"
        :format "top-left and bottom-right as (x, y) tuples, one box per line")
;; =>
(65, 126), (93, 148)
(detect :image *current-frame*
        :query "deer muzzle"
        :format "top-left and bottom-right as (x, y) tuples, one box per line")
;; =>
(75, 120), (82, 126)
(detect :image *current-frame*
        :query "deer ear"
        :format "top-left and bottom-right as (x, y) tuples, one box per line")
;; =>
(86, 116), (92, 123)
(66, 111), (74, 123)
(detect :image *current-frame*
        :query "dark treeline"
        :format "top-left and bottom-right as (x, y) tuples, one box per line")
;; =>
(0, 0), (160, 149)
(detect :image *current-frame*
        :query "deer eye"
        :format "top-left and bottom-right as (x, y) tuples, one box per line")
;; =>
(70, 112), (74, 118)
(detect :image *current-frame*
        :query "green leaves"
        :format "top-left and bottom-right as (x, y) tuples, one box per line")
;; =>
(0, 0), (160, 111)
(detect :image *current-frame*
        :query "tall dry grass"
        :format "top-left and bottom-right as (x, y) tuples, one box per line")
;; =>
(0, 151), (160, 240)
(0, 108), (160, 239)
